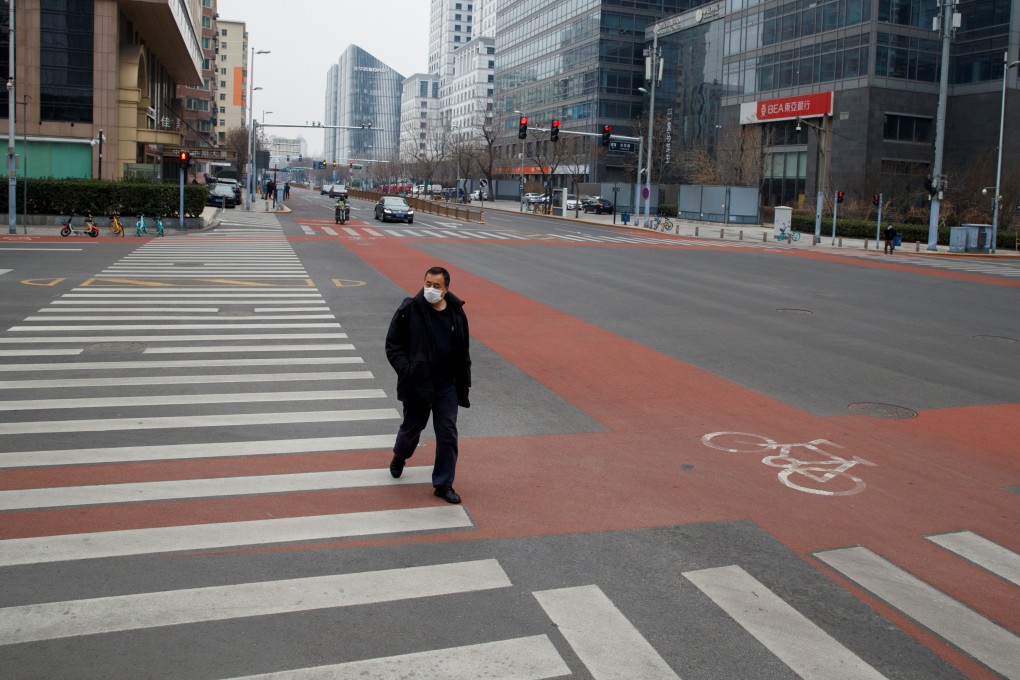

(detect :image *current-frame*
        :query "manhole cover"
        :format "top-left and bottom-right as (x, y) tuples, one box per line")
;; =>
(83, 341), (147, 354)
(776, 308), (812, 315)
(847, 402), (917, 419)
(973, 335), (1018, 344)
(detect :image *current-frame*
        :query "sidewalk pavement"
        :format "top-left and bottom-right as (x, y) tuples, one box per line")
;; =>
(475, 199), (1019, 259)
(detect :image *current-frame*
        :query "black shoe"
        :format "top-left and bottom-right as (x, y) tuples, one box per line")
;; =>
(434, 487), (461, 504)
(389, 455), (405, 478)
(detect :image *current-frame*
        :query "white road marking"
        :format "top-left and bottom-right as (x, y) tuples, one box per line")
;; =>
(143, 343), (353, 353)
(10, 322), (341, 331)
(0, 434), (396, 468)
(0, 557), (502, 642)
(0, 407), (399, 435)
(927, 531), (1020, 586)
(0, 466), (434, 510)
(0, 356), (363, 370)
(684, 565), (888, 680)
(534, 584), (681, 679)
(0, 370), (372, 389)
(225, 636), (569, 680)
(0, 389), (386, 412)
(0, 334), (350, 346)
(816, 546), (1020, 679)
(24, 314), (336, 321)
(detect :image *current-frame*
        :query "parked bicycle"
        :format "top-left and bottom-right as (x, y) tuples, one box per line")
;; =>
(135, 214), (165, 237)
(107, 211), (124, 237)
(650, 215), (674, 232)
(775, 226), (800, 242)
(60, 212), (99, 238)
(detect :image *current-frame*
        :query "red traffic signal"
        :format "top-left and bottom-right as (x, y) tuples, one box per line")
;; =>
(550, 119), (560, 142)
(601, 125), (613, 147)
(837, 191), (845, 204)
(872, 194), (880, 206)
(518, 116), (529, 140)
(178, 150), (190, 163)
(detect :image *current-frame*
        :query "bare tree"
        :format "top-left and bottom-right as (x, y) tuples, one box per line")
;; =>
(224, 127), (250, 176)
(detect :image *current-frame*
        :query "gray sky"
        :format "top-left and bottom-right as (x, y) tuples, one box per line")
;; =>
(215, 0), (431, 156)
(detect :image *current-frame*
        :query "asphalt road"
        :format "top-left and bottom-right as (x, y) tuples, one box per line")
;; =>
(0, 188), (1017, 679)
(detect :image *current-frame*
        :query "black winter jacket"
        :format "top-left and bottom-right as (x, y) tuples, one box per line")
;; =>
(385, 289), (471, 407)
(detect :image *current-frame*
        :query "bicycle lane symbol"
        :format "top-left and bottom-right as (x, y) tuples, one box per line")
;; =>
(701, 432), (877, 496)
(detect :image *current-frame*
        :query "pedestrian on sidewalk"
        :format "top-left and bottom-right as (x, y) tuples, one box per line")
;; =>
(884, 223), (897, 254)
(385, 266), (472, 504)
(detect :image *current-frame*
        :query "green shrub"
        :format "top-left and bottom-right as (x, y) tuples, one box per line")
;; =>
(1, 178), (208, 218)
(791, 212), (953, 245)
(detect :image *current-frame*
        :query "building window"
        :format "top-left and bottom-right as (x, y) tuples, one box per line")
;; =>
(39, 0), (94, 123)
(221, 28), (228, 36)
(454, 35), (461, 42)
(202, 16), (211, 28)
(219, 93), (225, 100)
(883, 114), (932, 142)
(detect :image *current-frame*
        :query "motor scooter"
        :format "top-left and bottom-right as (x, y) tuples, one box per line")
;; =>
(335, 201), (350, 225)
(60, 212), (100, 238)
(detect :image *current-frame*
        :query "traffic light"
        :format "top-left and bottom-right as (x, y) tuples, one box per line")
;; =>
(837, 191), (845, 204)
(349, 161), (353, 170)
(518, 116), (528, 140)
(333, 161), (337, 168)
(550, 119), (560, 142)
(178, 150), (190, 165)
(872, 194), (880, 206)
(601, 125), (613, 147)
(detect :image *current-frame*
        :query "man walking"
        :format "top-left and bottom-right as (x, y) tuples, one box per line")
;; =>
(385, 266), (472, 503)
(884, 223), (897, 254)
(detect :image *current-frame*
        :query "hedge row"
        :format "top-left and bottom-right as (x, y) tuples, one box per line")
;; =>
(790, 213), (954, 246)
(1, 179), (209, 218)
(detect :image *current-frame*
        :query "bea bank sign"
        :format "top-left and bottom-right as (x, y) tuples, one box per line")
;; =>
(740, 92), (833, 124)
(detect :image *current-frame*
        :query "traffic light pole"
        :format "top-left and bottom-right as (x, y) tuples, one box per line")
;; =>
(832, 190), (839, 245)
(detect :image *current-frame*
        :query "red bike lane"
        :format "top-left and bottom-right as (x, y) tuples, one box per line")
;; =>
(355, 239), (1020, 679)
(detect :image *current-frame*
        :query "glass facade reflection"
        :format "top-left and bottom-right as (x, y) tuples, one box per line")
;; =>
(494, 0), (700, 181)
(325, 46), (403, 166)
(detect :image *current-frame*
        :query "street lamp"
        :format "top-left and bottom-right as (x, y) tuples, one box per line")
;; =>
(795, 116), (830, 243)
(991, 53), (1020, 254)
(246, 48), (271, 210)
(640, 27), (661, 227)
(514, 109), (526, 212)
(89, 129), (104, 179)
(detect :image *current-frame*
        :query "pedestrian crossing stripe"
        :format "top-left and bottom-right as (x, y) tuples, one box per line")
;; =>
(0, 558), (505, 643)
(0, 506), (473, 567)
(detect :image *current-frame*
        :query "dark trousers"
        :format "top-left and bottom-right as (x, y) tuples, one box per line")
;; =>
(392, 383), (459, 489)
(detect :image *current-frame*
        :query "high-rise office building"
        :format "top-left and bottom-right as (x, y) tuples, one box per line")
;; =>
(323, 46), (403, 171)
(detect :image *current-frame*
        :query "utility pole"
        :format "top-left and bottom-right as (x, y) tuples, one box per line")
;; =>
(8, 0), (17, 234)
(926, 0), (958, 251)
(642, 27), (662, 227)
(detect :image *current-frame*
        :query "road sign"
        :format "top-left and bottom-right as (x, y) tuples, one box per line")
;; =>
(609, 141), (636, 153)
(642, 187), (650, 199)
(479, 179), (488, 188)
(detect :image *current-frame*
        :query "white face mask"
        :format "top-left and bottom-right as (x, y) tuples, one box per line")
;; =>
(423, 287), (443, 304)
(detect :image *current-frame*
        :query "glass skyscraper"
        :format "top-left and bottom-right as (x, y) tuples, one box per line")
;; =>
(325, 46), (403, 167)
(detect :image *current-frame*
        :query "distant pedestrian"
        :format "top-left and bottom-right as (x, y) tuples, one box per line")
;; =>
(385, 266), (472, 504)
(284, 182), (291, 200)
(884, 223), (897, 254)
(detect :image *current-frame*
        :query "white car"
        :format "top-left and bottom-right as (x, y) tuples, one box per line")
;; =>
(523, 192), (543, 204)
(470, 189), (488, 200)
(565, 194), (581, 210)
(320, 183), (333, 196)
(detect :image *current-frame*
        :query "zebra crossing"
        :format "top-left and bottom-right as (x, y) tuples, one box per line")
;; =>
(2, 213), (1018, 677)
(889, 253), (1020, 278)
(298, 219), (781, 248)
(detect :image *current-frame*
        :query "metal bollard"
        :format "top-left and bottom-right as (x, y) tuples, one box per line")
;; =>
(864, 239), (869, 250)
(739, 230), (743, 240)
(838, 237), (843, 247)
(720, 229), (724, 239)
(695, 225), (699, 236)
(763, 232), (767, 242)
(915, 241), (920, 252)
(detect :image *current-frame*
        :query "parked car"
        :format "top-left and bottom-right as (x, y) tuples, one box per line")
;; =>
(583, 199), (614, 214)
(320, 183), (333, 196)
(523, 192), (543, 204)
(216, 177), (242, 203)
(565, 194), (581, 210)
(470, 189), (488, 200)
(206, 183), (237, 209)
(374, 196), (414, 223)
